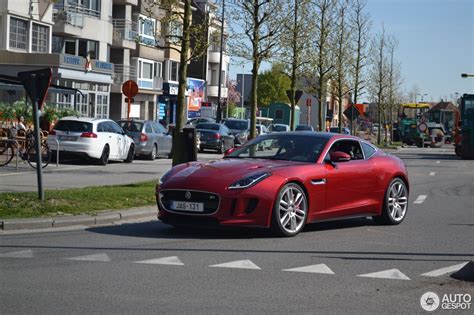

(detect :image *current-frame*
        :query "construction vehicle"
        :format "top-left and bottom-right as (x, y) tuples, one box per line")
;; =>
(454, 94), (474, 158)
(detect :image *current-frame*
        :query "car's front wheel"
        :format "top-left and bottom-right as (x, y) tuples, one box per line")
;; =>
(124, 144), (134, 163)
(272, 183), (308, 237)
(373, 178), (408, 225)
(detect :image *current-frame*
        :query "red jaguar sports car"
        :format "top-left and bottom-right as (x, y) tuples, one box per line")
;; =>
(156, 132), (409, 236)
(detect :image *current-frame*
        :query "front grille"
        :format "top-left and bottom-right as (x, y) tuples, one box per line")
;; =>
(160, 190), (220, 214)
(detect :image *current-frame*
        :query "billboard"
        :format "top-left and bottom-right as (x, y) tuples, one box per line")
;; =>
(187, 78), (206, 119)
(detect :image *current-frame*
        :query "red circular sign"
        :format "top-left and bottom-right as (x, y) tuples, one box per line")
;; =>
(122, 80), (138, 97)
(418, 122), (428, 133)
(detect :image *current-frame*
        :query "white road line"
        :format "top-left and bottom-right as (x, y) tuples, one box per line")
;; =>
(0, 249), (34, 258)
(436, 160), (441, 164)
(357, 268), (410, 280)
(283, 264), (335, 274)
(209, 259), (261, 270)
(421, 262), (469, 277)
(135, 256), (184, 266)
(413, 195), (427, 204)
(429, 172), (436, 176)
(65, 253), (111, 262)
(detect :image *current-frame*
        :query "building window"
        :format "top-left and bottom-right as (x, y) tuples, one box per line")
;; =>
(138, 58), (155, 89)
(170, 61), (179, 82)
(96, 94), (109, 119)
(139, 15), (156, 46)
(167, 20), (182, 44)
(9, 17), (28, 50)
(32, 23), (49, 53)
(154, 62), (162, 78)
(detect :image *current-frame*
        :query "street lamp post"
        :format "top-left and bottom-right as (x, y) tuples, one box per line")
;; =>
(461, 73), (474, 78)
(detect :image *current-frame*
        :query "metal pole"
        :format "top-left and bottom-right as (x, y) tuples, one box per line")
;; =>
(216, 0), (225, 122)
(32, 101), (44, 201)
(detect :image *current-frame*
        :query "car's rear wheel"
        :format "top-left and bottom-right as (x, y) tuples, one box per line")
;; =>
(147, 144), (157, 160)
(373, 178), (408, 225)
(98, 145), (110, 165)
(124, 144), (134, 163)
(272, 183), (308, 237)
(217, 141), (224, 154)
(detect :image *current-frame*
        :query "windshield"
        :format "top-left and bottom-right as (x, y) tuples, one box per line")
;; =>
(224, 120), (248, 130)
(463, 99), (474, 115)
(226, 134), (328, 162)
(196, 123), (219, 131)
(54, 120), (92, 133)
(119, 121), (143, 133)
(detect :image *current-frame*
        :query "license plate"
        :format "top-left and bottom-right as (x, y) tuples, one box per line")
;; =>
(171, 201), (204, 212)
(59, 135), (77, 141)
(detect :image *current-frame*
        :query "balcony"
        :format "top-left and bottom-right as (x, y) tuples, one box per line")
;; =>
(112, 19), (137, 50)
(53, 3), (101, 37)
(207, 85), (228, 98)
(112, 65), (163, 93)
(112, 0), (138, 5)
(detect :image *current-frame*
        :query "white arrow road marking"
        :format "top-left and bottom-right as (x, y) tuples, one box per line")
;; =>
(413, 195), (427, 204)
(65, 253), (111, 262)
(357, 269), (410, 280)
(421, 262), (469, 277)
(0, 249), (34, 258)
(135, 256), (184, 266)
(209, 259), (261, 270)
(429, 172), (436, 176)
(283, 264), (335, 274)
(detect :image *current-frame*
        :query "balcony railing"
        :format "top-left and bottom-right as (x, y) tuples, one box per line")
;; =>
(112, 19), (138, 42)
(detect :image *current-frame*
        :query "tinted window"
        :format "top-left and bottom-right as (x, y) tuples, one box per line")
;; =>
(109, 121), (124, 134)
(362, 142), (376, 159)
(119, 121), (143, 133)
(227, 134), (328, 162)
(224, 120), (249, 130)
(97, 122), (106, 132)
(54, 120), (92, 132)
(196, 123), (220, 131)
(145, 124), (153, 133)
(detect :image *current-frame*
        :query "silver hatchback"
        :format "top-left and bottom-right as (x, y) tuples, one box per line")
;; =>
(118, 120), (172, 159)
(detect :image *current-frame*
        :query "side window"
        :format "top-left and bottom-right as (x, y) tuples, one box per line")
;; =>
(97, 122), (106, 132)
(145, 123), (153, 134)
(110, 121), (123, 134)
(221, 125), (229, 135)
(326, 140), (364, 160)
(362, 142), (376, 159)
(157, 123), (166, 134)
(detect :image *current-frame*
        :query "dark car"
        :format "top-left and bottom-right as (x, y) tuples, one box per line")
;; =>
(223, 118), (250, 146)
(118, 120), (172, 159)
(187, 117), (216, 126)
(196, 123), (235, 154)
(330, 127), (351, 135)
(295, 124), (315, 131)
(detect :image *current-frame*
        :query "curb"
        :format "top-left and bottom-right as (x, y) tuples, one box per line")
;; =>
(0, 206), (157, 231)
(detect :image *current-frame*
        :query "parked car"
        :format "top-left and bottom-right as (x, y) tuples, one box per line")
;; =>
(256, 124), (272, 150)
(269, 124), (290, 132)
(118, 120), (172, 159)
(187, 117), (216, 126)
(330, 127), (351, 135)
(157, 133), (409, 236)
(223, 118), (250, 146)
(295, 124), (314, 131)
(47, 117), (134, 165)
(196, 123), (235, 153)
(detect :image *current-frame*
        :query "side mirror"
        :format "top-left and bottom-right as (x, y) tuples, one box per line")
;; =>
(224, 147), (236, 156)
(330, 151), (351, 163)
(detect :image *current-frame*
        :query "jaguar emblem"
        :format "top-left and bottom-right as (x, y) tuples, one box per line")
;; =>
(185, 191), (192, 200)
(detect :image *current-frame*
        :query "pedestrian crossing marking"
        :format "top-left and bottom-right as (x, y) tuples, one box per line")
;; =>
(210, 259), (261, 270)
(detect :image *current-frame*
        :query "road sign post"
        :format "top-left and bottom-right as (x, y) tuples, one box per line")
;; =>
(122, 80), (138, 120)
(18, 68), (52, 201)
(343, 105), (360, 135)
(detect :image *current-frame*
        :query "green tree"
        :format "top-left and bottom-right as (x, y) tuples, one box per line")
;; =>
(257, 63), (291, 107)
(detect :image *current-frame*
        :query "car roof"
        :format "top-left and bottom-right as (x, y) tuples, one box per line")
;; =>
(59, 116), (110, 123)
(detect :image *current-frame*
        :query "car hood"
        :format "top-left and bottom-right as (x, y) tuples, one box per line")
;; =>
(163, 158), (305, 188)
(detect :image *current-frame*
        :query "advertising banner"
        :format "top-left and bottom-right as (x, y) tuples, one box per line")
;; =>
(187, 78), (206, 119)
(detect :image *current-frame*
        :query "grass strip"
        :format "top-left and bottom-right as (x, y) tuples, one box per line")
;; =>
(0, 181), (157, 219)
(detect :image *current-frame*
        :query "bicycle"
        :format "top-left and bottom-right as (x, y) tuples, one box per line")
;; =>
(0, 128), (51, 169)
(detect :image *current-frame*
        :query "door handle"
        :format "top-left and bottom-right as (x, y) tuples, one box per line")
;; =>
(311, 179), (326, 185)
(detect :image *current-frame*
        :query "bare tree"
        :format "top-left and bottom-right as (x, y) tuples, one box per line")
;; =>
(333, 0), (352, 132)
(229, 0), (286, 139)
(278, 0), (313, 130)
(385, 36), (402, 143)
(144, 0), (210, 165)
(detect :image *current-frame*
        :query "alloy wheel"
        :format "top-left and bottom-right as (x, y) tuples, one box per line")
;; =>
(387, 181), (408, 222)
(278, 185), (307, 234)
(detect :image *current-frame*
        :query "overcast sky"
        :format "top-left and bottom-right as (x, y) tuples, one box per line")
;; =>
(228, 0), (474, 103)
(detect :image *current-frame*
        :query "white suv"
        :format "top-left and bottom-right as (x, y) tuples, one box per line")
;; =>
(47, 117), (135, 165)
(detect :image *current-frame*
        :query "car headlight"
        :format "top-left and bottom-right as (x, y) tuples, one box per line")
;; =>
(228, 172), (271, 190)
(159, 169), (174, 185)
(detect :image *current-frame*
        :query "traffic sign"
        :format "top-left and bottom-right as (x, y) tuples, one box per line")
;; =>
(17, 68), (52, 109)
(122, 80), (138, 97)
(343, 105), (360, 121)
(418, 122), (428, 133)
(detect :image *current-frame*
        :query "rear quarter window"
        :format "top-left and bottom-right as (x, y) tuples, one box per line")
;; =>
(362, 142), (377, 159)
(54, 120), (92, 133)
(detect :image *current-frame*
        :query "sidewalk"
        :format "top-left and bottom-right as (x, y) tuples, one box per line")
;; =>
(0, 206), (157, 232)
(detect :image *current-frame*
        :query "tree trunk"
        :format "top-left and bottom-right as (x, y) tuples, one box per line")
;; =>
(172, 0), (192, 166)
(289, 0), (298, 131)
(249, 1), (260, 140)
